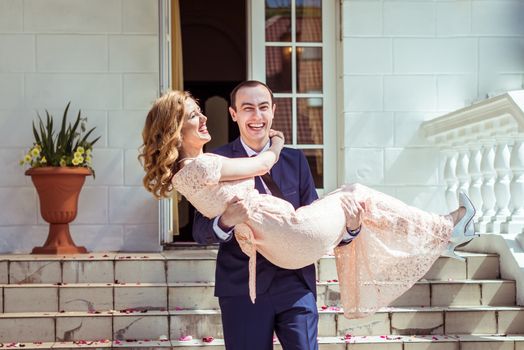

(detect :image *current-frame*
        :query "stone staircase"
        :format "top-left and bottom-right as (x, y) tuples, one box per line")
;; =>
(0, 249), (523, 349)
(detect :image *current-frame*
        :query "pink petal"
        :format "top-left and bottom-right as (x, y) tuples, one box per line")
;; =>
(178, 335), (193, 342)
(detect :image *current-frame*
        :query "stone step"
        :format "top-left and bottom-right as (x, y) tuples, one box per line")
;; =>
(0, 278), (515, 313)
(0, 251), (500, 284)
(2, 306), (523, 343)
(171, 306), (524, 340)
(5, 335), (524, 350)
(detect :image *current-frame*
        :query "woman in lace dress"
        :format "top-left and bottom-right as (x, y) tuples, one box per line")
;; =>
(140, 90), (476, 319)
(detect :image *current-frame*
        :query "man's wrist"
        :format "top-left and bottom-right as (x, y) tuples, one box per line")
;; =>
(347, 225), (361, 236)
(213, 216), (234, 242)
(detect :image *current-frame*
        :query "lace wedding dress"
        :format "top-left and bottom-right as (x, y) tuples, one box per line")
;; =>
(172, 154), (453, 319)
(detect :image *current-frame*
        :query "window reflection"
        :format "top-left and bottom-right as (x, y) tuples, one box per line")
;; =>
(296, 0), (322, 42)
(297, 97), (322, 144)
(297, 47), (322, 93)
(266, 46), (292, 93)
(273, 97), (293, 143)
(265, 0), (291, 42)
(303, 149), (323, 188)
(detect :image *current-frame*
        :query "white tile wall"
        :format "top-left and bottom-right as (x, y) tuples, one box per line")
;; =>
(383, 2), (435, 36)
(37, 35), (108, 73)
(0, 149), (32, 186)
(24, 0), (122, 33)
(122, 224), (160, 252)
(68, 225), (125, 252)
(0, 188), (37, 225)
(437, 75), (478, 111)
(344, 75), (383, 112)
(436, 1), (472, 37)
(342, 1), (382, 37)
(393, 39), (477, 74)
(344, 39), (393, 75)
(384, 76), (437, 111)
(385, 148), (440, 185)
(108, 110), (147, 149)
(25, 74), (122, 110)
(0, 74), (24, 109)
(123, 0), (158, 34)
(345, 148), (384, 185)
(0, 35), (35, 72)
(345, 112), (394, 148)
(109, 35), (158, 72)
(76, 187), (109, 224)
(124, 149), (144, 186)
(0, 0), (159, 252)
(87, 149), (124, 186)
(342, 0), (523, 214)
(123, 73), (159, 110)
(109, 187), (157, 224)
(472, 1), (524, 36)
(0, 0), (23, 32)
(393, 112), (439, 148)
(0, 110), (46, 148)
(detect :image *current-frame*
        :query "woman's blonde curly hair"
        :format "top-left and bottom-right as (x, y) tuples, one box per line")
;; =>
(139, 90), (190, 199)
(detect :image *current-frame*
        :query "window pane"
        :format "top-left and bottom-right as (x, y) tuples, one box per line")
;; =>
(266, 46), (292, 93)
(297, 97), (323, 144)
(303, 149), (323, 188)
(296, 0), (322, 42)
(265, 0), (291, 42)
(297, 47), (322, 93)
(273, 97), (292, 143)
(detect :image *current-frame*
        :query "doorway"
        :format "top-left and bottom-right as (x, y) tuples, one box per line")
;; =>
(175, 0), (247, 242)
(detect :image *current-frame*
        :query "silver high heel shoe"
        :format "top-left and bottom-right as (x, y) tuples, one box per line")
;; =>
(441, 192), (479, 261)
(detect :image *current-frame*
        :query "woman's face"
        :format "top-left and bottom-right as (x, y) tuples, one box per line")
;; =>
(181, 98), (211, 149)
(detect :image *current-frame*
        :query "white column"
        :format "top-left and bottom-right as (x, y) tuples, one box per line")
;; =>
(468, 145), (483, 219)
(478, 142), (496, 233)
(504, 138), (524, 234)
(489, 140), (511, 233)
(444, 150), (459, 211)
(456, 148), (470, 195)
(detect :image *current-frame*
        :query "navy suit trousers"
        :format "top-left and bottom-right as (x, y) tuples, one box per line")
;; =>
(219, 269), (319, 350)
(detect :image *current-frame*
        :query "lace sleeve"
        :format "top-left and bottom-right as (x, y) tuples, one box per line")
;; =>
(172, 154), (222, 198)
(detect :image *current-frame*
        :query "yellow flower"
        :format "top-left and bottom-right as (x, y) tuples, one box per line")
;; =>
(74, 151), (82, 158)
(40, 156), (47, 164)
(85, 156), (92, 164)
(60, 159), (67, 167)
(24, 154), (32, 163)
(72, 158), (80, 166)
(31, 148), (40, 157)
(35, 144), (41, 151)
(86, 149), (91, 155)
(76, 146), (85, 154)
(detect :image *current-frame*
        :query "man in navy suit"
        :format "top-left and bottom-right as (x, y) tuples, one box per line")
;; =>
(193, 80), (361, 349)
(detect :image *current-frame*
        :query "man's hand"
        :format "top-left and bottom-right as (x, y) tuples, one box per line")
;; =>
(218, 196), (249, 231)
(340, 194), (365, 231)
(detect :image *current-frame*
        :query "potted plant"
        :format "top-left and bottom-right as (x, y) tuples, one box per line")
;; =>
(20, 103), (100, 254)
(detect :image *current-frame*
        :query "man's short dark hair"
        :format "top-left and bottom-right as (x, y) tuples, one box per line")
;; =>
(230, 80), (274, 111)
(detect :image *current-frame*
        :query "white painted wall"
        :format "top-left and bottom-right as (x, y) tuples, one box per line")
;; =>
(0, 0), (160, 253)
(341, 0), (524, 213)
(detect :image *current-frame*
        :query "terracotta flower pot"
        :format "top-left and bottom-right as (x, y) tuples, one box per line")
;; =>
(25, 167), (91, 254)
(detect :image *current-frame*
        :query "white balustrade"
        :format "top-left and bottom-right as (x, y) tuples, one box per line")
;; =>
(423, 90), (524, 235)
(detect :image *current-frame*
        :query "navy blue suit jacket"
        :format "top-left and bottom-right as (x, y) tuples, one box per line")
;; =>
(192, 137), (319, 298)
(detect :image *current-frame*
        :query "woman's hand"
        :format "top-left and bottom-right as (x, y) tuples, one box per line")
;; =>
(269, 129), (285, 146)
(340, 194), (365, 231)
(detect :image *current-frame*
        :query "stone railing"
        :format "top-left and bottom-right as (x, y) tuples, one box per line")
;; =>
(422, 90), (524, 235)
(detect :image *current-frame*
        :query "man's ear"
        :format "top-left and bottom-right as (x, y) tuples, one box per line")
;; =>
(229, 106), (237, 122)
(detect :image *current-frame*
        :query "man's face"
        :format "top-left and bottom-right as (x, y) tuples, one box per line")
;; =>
(229, 85), (276, 152)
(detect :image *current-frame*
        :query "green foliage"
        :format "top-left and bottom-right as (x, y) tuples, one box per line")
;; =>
(21, 102), (100, 177)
